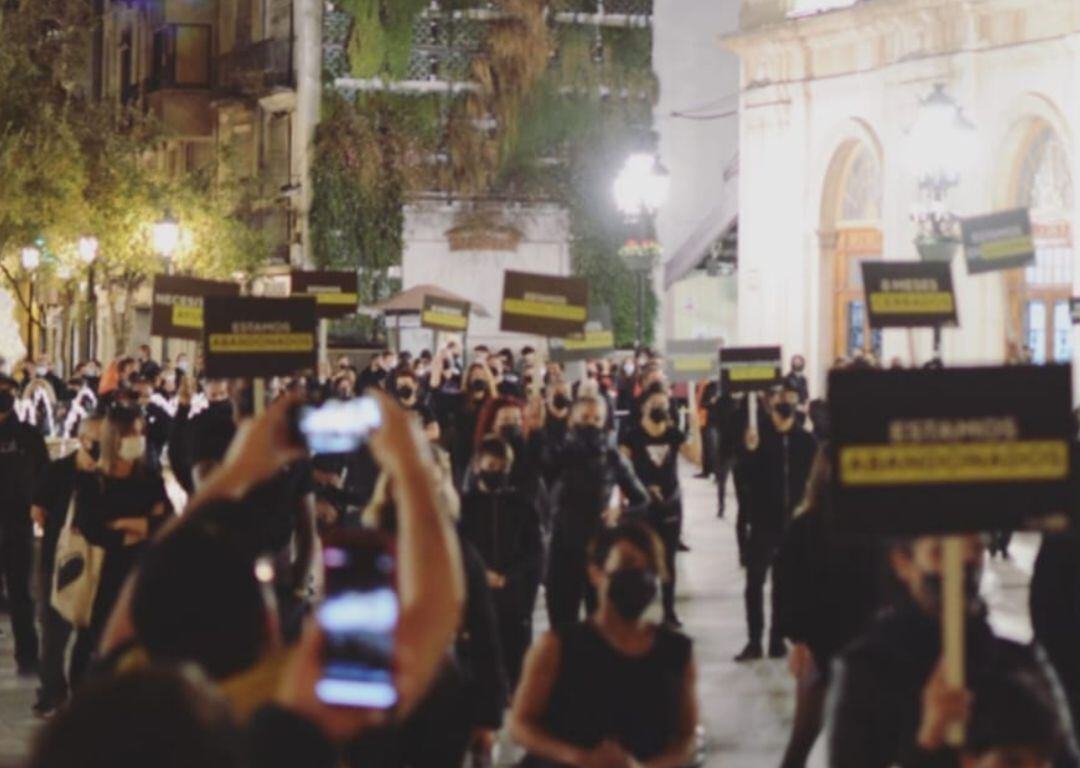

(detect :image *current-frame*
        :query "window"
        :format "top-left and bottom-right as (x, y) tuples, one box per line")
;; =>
(151, 24), (212, 89)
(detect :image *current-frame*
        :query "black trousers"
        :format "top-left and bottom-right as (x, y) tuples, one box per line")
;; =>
(546, 545), (596, 628)
(494, 603), (531, 690)
(0, 521), (38, 667)
(744, 539), (782, 647)
(715, 453), (734, 515)
(646, 501), (682, 620)
(700, 424), (718, 477)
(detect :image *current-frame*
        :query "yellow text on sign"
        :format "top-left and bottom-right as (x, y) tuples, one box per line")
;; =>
(839, 440), (1069, 485)
(422, 311), (468, 330)
(503, 298), (587, 323)
(208, 334), (315, 354)
(980, 236), (1034, 261)
(728, 366), (778, 382)
(172, 304), (203, 329)
(563, 331), (615, 351)
(869, 293), (955, 314)
(313, 292), (358, 306)
(674, 357), (714, 373)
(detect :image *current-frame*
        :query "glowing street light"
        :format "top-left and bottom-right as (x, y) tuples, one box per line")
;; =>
(152, 211), (181, 260)
(614, 153), (671, 220)
(78, 236), (99, 265)
(20, 246), (41, 272)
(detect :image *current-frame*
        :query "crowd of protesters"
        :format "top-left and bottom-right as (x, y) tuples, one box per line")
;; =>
(0, 339), (1075, 768)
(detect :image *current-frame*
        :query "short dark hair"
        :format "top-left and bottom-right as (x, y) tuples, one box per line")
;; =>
(28, 666), (241, 768)
(521, 345), (535, 356)
(589, 521), (669, 582)
(477, 434), (512, 464)
(132, 517), (266, 680)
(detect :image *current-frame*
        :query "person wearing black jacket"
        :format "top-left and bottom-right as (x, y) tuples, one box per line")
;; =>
(735, 382), (817, 662)
(709, 388), (741, 518)
(1031, 529), (1080, 732)
(772, 448), (884, 767)
(460, 436), (543, 688)
(545, 395), (649, 628)
(828, 535), (1080, 768)
(0, 375), (48, 674)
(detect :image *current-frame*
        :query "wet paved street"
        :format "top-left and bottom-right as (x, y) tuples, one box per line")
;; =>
(0, 462), (1039, 767)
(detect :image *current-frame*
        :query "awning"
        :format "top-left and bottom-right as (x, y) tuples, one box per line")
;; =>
(367, 284), (492, 317)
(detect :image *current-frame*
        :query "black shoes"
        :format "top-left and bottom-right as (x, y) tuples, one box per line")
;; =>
(678, 540), (691, 552)
(664, 613), (683, 629)
(769, 640), (788, 659)
(32, 695), (64, 718)
(734, 643), (763, 663)
(693, 472), (711, 479)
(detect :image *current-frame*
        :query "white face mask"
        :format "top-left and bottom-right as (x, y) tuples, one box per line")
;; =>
(118, 435), (146, 462)
(35, 366), (47, 377)
(176, 361), (188, 373)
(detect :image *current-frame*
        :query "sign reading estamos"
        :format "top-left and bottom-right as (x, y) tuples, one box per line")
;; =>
(151, 276), (241, 341)
(421, 295), (471, 332)
(861, 261), (958, 329)
(500, 271), (588, 338)
(829, 365), (1073, 535)
(203, 297), (317, 378)
(290, 271), (360, 319)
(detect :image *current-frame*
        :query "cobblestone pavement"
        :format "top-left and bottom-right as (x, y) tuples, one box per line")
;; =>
(0, 463), (1039, 767)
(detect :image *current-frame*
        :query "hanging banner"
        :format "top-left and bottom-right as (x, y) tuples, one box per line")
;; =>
(203, 297), (318, 378)
(861, 261), (958, 329)
(290, 271), (359, 319)
(151, 275), (241, 341)
(717, 346), (782, 392)
(961, 208), (1036, 275)
(549, 306), (615, 363)
(421, 295), (471, 332)
(829, 365), (1073, 535)
(499, 271), (588, 338)
(663, 339), (722, 384)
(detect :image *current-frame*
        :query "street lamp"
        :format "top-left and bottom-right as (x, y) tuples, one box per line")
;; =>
(153, 212), (180, 362)
(21, 246), (41, 357)
(614, 153), (671, 347)
(78, 236), (99, 360)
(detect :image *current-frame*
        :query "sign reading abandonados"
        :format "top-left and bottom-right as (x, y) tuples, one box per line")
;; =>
(829, 365), (1073, 535)
(203, 297), (317, 378)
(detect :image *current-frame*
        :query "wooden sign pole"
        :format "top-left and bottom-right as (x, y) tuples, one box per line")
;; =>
(253, 377), (266, 417)
(942, 535), (966, 747)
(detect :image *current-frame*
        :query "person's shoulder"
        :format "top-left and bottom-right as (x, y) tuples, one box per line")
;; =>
(655, 624), (694, 663)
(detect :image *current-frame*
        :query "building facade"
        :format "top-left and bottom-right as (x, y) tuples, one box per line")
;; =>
(728, 0), (1080, 397)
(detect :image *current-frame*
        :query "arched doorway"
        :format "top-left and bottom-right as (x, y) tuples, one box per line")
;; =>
(1006, 122), (1074, 363)
(823, 141), (884, 361)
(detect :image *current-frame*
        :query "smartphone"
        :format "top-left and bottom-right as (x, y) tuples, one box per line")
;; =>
(317, 531), (399, 709)
(297, 396), (382, 455)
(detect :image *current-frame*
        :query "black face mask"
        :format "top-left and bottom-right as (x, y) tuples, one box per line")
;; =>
(470, 379), (488, 395)
(478, 470), (507, 491)
(87, 442), (101, 462)
(648, 406), (667, 424)
(919, 564), (983, 615)
(499, 425), (522, 443)
(606, 569), (659, 622)
(0, 390), (13, 414)
(397, 385), (415, 401)
(552, 394), (571, 411)
(573, 424), (605, 448)
(775, 402), (795, 420)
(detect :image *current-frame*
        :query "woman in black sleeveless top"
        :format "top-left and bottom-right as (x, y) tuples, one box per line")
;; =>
(511, 522), (698, 767)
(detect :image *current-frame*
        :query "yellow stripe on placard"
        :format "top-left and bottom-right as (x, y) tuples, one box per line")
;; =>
(503, 298), (587, 322)
(981, 236), (1034, 261)
(839, 440), (1068, 485)
(314, 293), (358, 306)
(563, 331), (615, 351)
(869, 292), (955, 314)
(422, 310), (468, 330)
(208, 333), (315, 354)
(728, 366), (778, 382)
(173, 304), (203, 329)
(674, 357), (714, 373)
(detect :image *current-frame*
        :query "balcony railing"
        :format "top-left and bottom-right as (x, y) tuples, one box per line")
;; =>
(217, 38), (295, 98)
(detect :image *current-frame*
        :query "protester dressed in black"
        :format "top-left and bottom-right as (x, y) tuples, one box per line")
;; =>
(620, 391), (686, 626)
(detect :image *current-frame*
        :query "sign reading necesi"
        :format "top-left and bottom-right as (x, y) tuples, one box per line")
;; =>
(421, 295), (471, 332)
(663, 339), (721, 384)
(500, 271), (588, 338)
(203, 297), (317, 378)
(718, 346), (781, 392)
(829, 365), (1073, 535)
(550, 306), (615, 363)
(290, 271), (359, 319)
(151, 276), (241, 341)
(861, 261), (958, 329)
(962, 208), (1035, 275)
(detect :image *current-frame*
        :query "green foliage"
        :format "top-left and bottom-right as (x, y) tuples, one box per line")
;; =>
(342, 0), (428, 79)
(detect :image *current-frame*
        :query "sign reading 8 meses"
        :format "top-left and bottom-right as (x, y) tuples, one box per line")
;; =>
(860, 261), (958, 329)
(421, 295), (471, 332)
(718, 346), (782, 393)
(203, 297), (317, 379)
(828, 365), (1073, 535)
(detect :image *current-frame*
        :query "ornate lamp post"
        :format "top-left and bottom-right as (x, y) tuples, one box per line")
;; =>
(614, 153), (670, 347)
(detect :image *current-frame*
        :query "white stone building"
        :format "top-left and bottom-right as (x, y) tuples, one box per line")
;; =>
(728, 0), (1080, 397)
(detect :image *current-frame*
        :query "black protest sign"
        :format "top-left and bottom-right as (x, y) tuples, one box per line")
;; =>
(719, 346), (782, 392)
(151, 275), (241, 341)
(829, 365), (1073, 535)
(549, 306), (615, 363)
(203, 297), (317, 378)
(421, 295), (471, 332)
(290, 271), (359, 319)
(861, 261), (958, 329)
(1071, 298), (1080, 325)
(500, 271), (588, 338)
(962, 208), (1035, 275)
(664, 339), (722, 384)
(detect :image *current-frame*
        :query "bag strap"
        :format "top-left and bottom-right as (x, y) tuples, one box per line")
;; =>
(61, 493), (77, 531)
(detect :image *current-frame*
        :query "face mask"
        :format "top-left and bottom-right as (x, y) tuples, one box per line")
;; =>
(552, 394), (571, 411)
(775, 402), (795, 420)
(499, 425), (522, 443)
(623, 363), (635, 376)
(792, 363), (805, 374)
(573, 424), (604, 447)
(478, 470), (506, 490)
(176, 361), (188, 373)
(118, 435), (146, 462)
(397, 385), (415, 401)
(470, 379), (488, 395)
(919, 564), (983, 615)
(606, 569), (659, 622)
(35, 366), (47, 377)
(0, 391), (14, 414)
(85, 442), (101, 462)
(648, 406), (668, 424)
